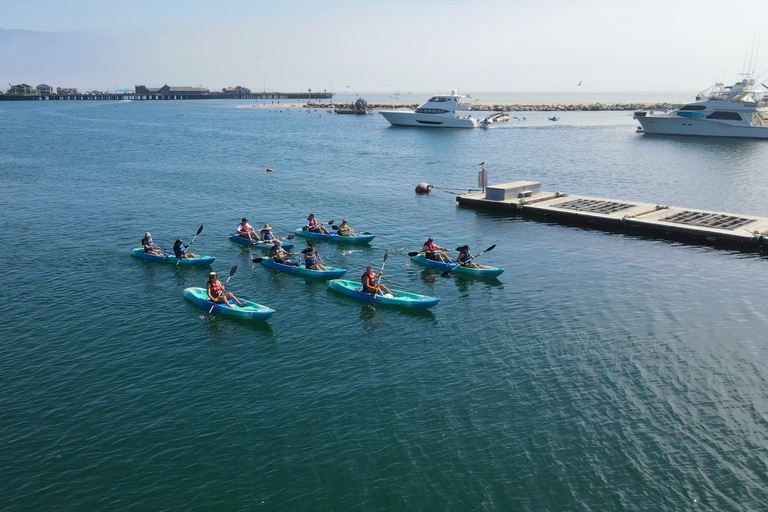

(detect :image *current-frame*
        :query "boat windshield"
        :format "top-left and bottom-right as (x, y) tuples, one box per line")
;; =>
(427, 97), (451, 102)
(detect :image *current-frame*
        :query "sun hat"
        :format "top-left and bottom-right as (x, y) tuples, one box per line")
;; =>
(263, 224), (271, 229)
(209, 271), (217, 277)
(145, 232), (151, 237)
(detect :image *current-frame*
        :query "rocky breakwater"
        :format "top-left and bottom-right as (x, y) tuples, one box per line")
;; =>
(309, 102), (680, 112)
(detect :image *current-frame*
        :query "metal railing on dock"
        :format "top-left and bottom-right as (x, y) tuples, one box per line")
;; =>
(456, 181), (768, 250)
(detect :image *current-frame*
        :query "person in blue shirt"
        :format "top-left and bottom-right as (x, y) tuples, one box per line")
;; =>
(456, 245), (488, 269)
(173, 239), (198, 259)
(302, 246), (328, 270)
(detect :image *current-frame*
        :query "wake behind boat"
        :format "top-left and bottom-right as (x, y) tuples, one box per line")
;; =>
(634, 77), (768, 139)
(380, 91), (506, 128)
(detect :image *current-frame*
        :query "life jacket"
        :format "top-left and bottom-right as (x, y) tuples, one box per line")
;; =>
(261, 230), (274, 240)
(362, 272), (376, 289)
(426, 242), (437, 253)
(305, 254), (317, 267)
(173, 244), (184, 258)
(307, 218), (318, 228)
(238, 223), (252, 233)
(458, 250), (472, 264)
(142, 237), (153, 251)
(209, 280), (222, 297)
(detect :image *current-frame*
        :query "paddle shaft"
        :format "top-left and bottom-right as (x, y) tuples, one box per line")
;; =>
(176, 225), (204, 266)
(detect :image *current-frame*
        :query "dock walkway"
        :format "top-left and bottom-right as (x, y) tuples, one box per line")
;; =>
(457, 181), (768, 249)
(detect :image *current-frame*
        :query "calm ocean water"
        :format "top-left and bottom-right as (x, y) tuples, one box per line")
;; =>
(2, 99), (768, 511)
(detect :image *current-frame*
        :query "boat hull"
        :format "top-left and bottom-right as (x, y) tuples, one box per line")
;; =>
(130, 248), (215, 266)
(411, 253), (504, 277)
(261, 258), (346, 279)
(636, 116), (768, 139)
(183, 287), (274, 319)
(327, 279), (440, 308)
(379, 110), (478, 128)
(228, 233), (293, 250)
(294, 229), (375, 243)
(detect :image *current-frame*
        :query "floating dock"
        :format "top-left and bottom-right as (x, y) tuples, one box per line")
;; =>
(456, 181), (768, 250)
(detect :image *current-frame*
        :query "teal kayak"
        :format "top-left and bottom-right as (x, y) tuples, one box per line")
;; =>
(131, 248), (215, 266)
(228, 233), (294, 251)
(260, 257), (346, 279)
(183, 287), (274, 320)
(327, 279), (439, 308)
(411, 253), (504, 277)
(294, 228), (375, 243)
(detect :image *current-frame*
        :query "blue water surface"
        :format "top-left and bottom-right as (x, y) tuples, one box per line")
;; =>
(1, 99), (768, 511)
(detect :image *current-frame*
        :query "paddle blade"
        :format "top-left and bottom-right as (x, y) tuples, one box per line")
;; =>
(383, 250), (388, 262)
(332, 225), (339, 230)
(327, 220), (334, 225)
(407, 252), (419, 257)
(230, 265), (238, 276)
(363, 232), (371, 235)
(196, 225), (204, 235)
(307, 239), (313, 247)
(285, 234), (295, 239)
(251, 258), (264, 264)
(484, 244), (497, 253)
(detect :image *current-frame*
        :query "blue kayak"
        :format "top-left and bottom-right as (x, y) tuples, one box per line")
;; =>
(183, 287), (275, 320)
(131, 248), (215, 266)
(260, 257), (346, 279)
(294, 228), (375, 243)
(411, 253), (504, 277)
(327, 279), (439, 308)
(228, 233), (294, 251)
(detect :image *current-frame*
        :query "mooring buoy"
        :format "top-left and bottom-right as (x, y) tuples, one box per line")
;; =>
(415, 183), (432, 195)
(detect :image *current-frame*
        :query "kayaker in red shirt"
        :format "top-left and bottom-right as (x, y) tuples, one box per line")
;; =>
(237, 218), (259, 242)
(361, 266), (395, 296)
(421, 237), (452, 263)
(306, 213), (331, 235)
(206, 272), (246, 308)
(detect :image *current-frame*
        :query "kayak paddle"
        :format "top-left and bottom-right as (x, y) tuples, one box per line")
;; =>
(372, 250), (388, 303)
(208, 265), (238, 314)
(251, 257), (265, 264)
(176, 225), (203, 266)
(441, 244), (496, 277)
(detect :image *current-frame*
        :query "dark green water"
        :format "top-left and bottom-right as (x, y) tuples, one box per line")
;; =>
(2, 100), (768, 511)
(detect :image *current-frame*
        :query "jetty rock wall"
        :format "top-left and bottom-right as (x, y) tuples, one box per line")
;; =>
(307, 102), (680, 112)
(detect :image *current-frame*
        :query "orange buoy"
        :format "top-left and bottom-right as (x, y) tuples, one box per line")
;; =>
(266, 167), (274, 172)
(415, 183), (432, 195)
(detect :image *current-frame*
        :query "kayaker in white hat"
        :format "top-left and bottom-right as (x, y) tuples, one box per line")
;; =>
(141, 232), (164, 255)
(206, 271), (246, 308)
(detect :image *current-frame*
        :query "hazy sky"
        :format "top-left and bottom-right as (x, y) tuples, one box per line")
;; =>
(1, 0), (766, 94)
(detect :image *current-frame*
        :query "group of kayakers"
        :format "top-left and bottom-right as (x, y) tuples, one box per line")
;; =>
(140, 215), (489, 310)
(142, 232), (198, 259)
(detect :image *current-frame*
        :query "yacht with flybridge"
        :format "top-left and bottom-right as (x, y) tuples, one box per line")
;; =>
(634, 77), (768, 139)
(380, 91), (506, 128)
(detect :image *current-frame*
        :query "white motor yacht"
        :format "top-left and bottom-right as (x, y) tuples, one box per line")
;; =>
(634, 77), (768, 139)
(379, 91), (480, 128)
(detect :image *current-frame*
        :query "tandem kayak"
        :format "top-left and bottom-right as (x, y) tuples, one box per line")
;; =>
(130, 248), (215, 266)
(410, 253), (504, 277)
(327, 279), (440, 308)
(183, 287), (275, 320)
(260, 258), (346, 279)
(294, 229), (375, 243)
(228, 233), (294, 251)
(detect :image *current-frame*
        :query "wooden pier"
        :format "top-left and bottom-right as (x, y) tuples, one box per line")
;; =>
(456, 181), (768, 250)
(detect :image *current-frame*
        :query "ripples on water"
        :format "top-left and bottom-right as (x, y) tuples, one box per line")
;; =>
(2, 101), (768, 510)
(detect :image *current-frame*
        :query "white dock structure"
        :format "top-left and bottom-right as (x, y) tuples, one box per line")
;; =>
(456, 181), (768, 250)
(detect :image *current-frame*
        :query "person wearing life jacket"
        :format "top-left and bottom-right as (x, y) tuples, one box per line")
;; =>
(206, 271), (246, 308)
(260, 224), (278, 244)
(237, 218), (259, 242)
(302, 246), (328, 271)
(421, 237), (452, 263)
(361, 265), (395, 296)
(270, 240), (299, 266)
(141, 232), (164, 255)
(456, 245), (488, 269)
(305, 213), (331, 235)
(337, 219), (356, 237)
(173, 239), (198, 259)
